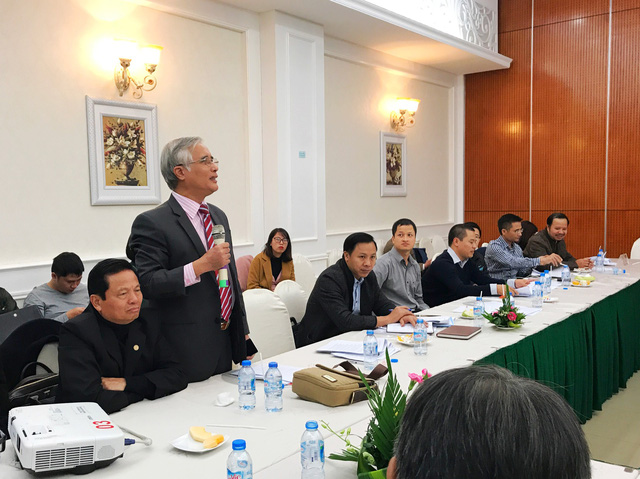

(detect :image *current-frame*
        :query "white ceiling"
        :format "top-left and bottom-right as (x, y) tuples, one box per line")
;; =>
(215, 0), (511, 75)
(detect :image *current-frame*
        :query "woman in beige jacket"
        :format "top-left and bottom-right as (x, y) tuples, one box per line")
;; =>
(247, 228), (295, 290)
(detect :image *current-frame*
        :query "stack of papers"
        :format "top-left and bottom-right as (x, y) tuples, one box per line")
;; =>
(316, 338), (400, 362)
(386, 322), (434, 334)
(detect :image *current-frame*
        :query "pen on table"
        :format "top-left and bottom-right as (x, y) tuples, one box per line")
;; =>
(389, 308), (416, 312)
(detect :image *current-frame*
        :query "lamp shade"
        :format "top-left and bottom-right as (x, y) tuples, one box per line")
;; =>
(113, 38), (138, 61)
(140, 44), (163, 65)
(396, 98), (420, 113)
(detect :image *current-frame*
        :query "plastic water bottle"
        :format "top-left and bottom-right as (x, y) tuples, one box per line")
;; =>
(238, 360), (256, 410)
(413, 318), (427, 355)
(532, 281), (543, 308)
(561, 265), (571, 288)
(363, 330), (378, 372)
(473, 297), (484, 327)
(301, 421), (324, 479)
(264, 361), (283, 412)
(227, 439), (253, 479)
(595, 249), (605, 272)
(543, 270), (552, 297)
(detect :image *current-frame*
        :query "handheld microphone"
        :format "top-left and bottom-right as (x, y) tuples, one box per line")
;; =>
(211, 225), (229, 288)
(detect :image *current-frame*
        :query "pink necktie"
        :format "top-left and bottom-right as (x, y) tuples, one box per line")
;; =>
(198, 205), (232, 322)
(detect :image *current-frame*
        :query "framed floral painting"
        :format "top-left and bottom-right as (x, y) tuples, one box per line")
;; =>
(86, 96), (161, 205)
(380, 131), (407, 197)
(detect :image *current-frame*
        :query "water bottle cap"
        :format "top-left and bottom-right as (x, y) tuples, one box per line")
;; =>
(564, 265), (569, 269)
(535, 281), (541, 285)
(241, 360), (251, 366)
(366, 330), (374, 335)
(232, 439), (246, 450)
(417, 318), (424, 324)
(476, 297), (482, 301)
(305, 420), (318, 430)
(268, 362), (278, 368)
(544, 270), (549, 273)
(391, 358), (399, 363)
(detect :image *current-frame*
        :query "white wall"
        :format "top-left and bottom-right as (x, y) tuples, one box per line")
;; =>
(0, 0), (463, 298)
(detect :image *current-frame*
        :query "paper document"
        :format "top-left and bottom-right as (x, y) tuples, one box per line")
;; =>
(386, 322), (435, 334)
(317, 338), (400, 362)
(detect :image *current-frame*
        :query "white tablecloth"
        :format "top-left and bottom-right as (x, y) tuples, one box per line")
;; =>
(2, 263), (639, 478)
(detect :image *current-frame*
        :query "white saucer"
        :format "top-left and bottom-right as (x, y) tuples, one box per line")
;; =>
(171, 433), (228, 453)
(397, 334), (430, 346)
(543, 297), (558, 303)
(214, 392), (235, 407)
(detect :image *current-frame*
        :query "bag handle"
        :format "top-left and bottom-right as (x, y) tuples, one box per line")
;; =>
(20, 361), (54, 379)
(333, 361), (388, 381)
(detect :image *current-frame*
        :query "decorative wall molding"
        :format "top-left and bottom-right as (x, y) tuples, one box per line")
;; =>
(455, 0), (497, 51)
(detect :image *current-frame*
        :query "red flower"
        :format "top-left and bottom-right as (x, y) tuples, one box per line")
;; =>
(507, 312), (516, 321)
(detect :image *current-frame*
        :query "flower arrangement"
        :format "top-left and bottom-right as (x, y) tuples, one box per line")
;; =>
(322, 351), (430, 478)
(103, 117), (146, 185)
(482, 284), (526, 328)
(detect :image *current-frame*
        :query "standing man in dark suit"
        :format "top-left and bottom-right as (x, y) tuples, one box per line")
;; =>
(127, 137), (252, 382)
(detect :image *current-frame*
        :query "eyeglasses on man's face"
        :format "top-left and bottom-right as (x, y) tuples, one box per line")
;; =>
(180, 156), (219, 167)
(273, 237), (289, 244)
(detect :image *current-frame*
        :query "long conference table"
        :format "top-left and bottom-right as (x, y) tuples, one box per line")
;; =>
(2, 263), (640, 478)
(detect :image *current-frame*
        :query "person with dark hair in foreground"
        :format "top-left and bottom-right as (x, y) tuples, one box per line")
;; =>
(485, 214), (562, 281)
(524, 212), (594, 271)
(247, 227), (295, 290)
(23, 252), (89, 322)
(295, 232), (416, 347)
(57, 259), (187, 414)
(388, 365), (591, 479)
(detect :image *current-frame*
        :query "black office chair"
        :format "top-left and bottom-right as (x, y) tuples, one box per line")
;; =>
(0, 318), (61, 390)
(0, 305), (43, 345)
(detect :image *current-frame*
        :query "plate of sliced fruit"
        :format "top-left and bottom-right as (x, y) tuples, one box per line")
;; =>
(171, 427), (227, 453)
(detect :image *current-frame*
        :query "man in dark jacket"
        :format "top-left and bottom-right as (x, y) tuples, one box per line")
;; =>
(523, 213), (594, 271)
(296, 233), (416, 347)
(57, 259), (187, 414)
(422, 224), (531, 307)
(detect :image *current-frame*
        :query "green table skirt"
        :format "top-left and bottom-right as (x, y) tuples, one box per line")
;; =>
(476, 281), (640, 422)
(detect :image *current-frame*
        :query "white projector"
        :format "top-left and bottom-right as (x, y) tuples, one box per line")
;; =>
(8, 402), (125, 475)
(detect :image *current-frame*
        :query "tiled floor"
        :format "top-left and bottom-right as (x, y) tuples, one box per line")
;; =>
(582, 371), (640, 468)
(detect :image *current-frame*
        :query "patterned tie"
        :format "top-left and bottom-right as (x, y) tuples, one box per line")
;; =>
(198, 204), (232, 323)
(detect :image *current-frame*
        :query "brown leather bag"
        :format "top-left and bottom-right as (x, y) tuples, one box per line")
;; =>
(292, 361), (387, 407)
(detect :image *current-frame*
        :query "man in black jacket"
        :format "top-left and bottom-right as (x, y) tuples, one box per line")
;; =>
(57, 259), (187, 414)
(422, 224), (532, 307)
(296, 233), (416, 347)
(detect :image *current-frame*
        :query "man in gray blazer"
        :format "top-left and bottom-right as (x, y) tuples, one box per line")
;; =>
(127, 137), (251, 382)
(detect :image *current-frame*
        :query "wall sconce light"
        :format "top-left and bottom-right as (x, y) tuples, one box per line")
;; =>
(390, 98), (420, 132)
(114, 39), (163, 99)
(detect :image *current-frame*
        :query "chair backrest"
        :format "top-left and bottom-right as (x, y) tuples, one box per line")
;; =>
(235, 254), (254, 292)
(274, 280), (309, 322)
(292, 254), (317, 295)
(242, 289), (295, 360)
(419, 237), (435, 261)
(630, 238), (640, 259)
(327, 248), (342, 266)
(375, 238), (385, 258)
(430, 235), (447, 259)
(37, 342), (59, 374)
(0, 305), (43, 345)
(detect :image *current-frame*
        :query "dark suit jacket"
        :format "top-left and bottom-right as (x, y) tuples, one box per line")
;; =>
(127, 195), (248, 382)
(57, 305), (187, 414)
(296, 259), (395, 347)
(421, 249), (505, 307)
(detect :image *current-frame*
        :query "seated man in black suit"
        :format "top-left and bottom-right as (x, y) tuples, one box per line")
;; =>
(58, 259), (188, 414)
(463, 221), (487, 273)
(421, 224), (532, 307)
(296, 233), (416, 347)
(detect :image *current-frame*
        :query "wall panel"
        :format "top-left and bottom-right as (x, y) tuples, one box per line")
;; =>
(465, 29), (530, 213)
(606, 8), (640, 256)
(531, 16), (608, 214)
(498, 0), (532, 33)
(612, 0), (640, 12)
(534, 0), (609, 26)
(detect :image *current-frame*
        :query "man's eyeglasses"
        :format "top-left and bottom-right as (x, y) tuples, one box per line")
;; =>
(273, 237), (289, 244)
(180, 157), (219, 167)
